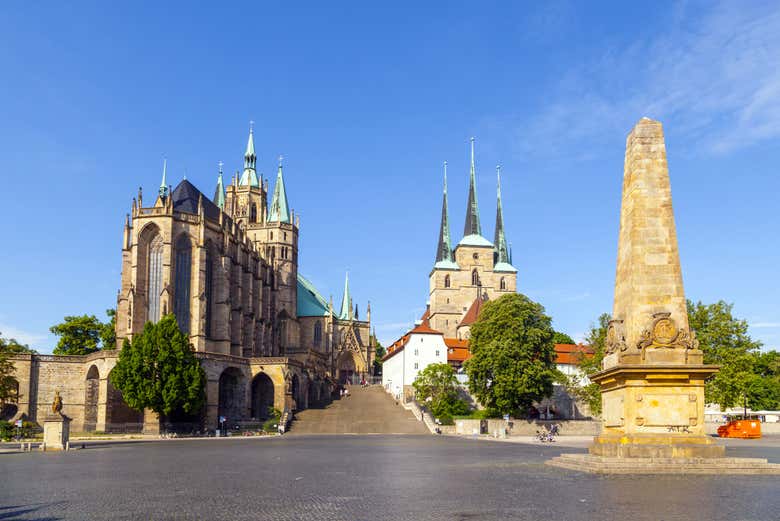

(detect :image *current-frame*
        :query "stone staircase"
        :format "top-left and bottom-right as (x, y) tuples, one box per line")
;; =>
(288, 386), (430, 435)
(547, 453), (780, 474)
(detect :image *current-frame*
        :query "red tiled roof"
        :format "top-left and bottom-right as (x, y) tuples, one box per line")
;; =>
(445, 337), (471, 363)
(459, 295), (488, 327)
(381, 321), (443, 363)
(554, 344), (594, 365)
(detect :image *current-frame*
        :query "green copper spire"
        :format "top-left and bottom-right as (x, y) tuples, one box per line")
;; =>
(339, 272), (352, 320)
(158, 159), (169, 199)
(434, 161), (458, 270)
(268, 155), (290, 223)
(239, 122), (260, 187)
(214, 161), (225, 209)
(493, 165), (517, 272)
(494, 165), (509, 263)
(463, 137), (482, 238)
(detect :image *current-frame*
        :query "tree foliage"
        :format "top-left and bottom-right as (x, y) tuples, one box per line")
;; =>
(0, 333), (37, 409)
(50, 309), (116, 355)
(687, 300), (778, 410)
(110, 315), (206, 417)
(566, 313), (610, 415)
(553, 331), (575, 345)
(413, 362), (469, 421)
(464, 294), (557, 416)
(372, 336), (385, 375)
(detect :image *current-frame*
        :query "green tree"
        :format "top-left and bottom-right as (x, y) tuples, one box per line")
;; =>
(110, 315), (206, 418)
(0, 333), (37, 354)
(464, 293), (557, 416)
(553, 331), (575, 344)
(412, 363), (469, 420)
(687, 300), (763, 409)
(50, 315), (103, 355)
(565, 313), (609, 415)
(100, 309), (117, 350)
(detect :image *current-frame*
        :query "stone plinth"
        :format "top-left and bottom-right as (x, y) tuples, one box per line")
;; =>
(43, 414), (70, 451)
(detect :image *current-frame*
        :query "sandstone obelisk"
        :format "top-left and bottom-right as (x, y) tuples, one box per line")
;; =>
(548, 118), (780, 472)
(591, 117), (722, 458)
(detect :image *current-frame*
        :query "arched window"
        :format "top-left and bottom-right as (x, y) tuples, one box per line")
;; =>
(314, 321), (322, 347)
(250, 203), (258, 223)
(174, 235), (192, 333)
(471, 269), (480, 286)
(147, 234), (164, 323)
(444, 274), (451, 288)
(204, 243), (214, 338)
(500, 277), (506, 290)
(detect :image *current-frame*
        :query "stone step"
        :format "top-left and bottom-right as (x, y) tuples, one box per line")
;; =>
(546, 454), (780, 475)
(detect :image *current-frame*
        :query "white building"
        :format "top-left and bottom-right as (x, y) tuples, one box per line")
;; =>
(382, 321), (448, 400)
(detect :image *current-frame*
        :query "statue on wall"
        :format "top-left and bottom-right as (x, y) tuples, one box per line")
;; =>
(51, 390), (63, 415)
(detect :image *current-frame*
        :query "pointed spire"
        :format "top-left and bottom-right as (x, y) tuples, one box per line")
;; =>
(434, 161), (456, 267)
(463, 137), (482, 238)
(339, 272), (351, 320)
(494, 164), (510, 265)
(159, 159), (169, 199)
(268, 155), (290, 223)
(214, 161), (226, 209)
(239, 121), (259, 187)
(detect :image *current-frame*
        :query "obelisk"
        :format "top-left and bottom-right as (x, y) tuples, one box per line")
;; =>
(590, 117), (722, 458)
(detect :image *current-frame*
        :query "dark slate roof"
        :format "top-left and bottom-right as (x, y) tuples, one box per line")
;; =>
(171, 180), (221, 220)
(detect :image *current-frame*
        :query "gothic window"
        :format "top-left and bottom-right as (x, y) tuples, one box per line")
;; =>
(174, 235), (192, 333)
(147, 234), (164, 323)
(204, 244), (214, 338)
(444, 274), (451, 288)
(500, 277), (506, 290)
(314, 321), (322, 347)
(250, 204), (258, 223)
(471, 269), (480, 286)
(270, 231), (274, 240)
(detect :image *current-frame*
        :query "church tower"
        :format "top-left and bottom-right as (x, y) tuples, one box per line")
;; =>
(225, 123), (268, 227)
(428, 138), (518, 337)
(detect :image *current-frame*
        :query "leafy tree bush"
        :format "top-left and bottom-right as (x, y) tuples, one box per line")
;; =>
(464, 294), (557, 416)
(50, 309), (116, 355)
(553, 331), (575, 344)
(261, 407), (282, 432)
(412, 362), (470, 420)
(0, 420), (40, 441)
(111, 315), (206, 418)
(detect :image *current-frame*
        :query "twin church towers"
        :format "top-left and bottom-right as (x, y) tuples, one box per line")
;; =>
(427, 138), (518, 338)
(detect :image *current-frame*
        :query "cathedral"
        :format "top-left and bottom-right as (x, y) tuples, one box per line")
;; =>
(6, 125), (373, 433)
(426, 138), (518, 339)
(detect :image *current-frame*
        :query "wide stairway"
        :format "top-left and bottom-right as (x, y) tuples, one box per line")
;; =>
(288, 385), (430, 435)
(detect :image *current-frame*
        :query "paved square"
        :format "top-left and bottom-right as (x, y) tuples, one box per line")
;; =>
(2, 435), (779, 520)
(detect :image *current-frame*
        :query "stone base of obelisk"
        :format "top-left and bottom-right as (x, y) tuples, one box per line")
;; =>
(546, 453), (780, 474)
(589, 433), (724, 458)
(42, 414), (70, 451)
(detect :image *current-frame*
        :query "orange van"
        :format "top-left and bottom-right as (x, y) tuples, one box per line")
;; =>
(717, 419), (761, 439)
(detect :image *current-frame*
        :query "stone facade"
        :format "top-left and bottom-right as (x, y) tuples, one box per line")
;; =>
(4, 126), (373, 432)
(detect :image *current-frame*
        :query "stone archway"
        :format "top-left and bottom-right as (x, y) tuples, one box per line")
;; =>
(106, 368), (143, 432)
(218, 367), (245, 423)
(251, 373), (275, 420)
(84, 365), (100, 432)
(0, 378), (18, 421)
(336, 351), (360, 385)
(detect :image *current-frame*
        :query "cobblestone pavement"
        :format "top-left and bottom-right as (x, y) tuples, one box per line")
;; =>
(1, 435), (779, 520)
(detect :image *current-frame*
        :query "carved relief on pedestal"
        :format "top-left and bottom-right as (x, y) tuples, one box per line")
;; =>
(605, 319), (627, 355)
(637, 312), (698, 353)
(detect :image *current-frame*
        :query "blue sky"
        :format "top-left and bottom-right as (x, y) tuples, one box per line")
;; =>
(0, 1), (778, 352)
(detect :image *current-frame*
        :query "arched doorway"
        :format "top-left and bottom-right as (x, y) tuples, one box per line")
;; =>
(218, 367), (245, 423)
(84, 365), (100, 432)
(251, 373), (275, 420)
(337, 351), (358, 385)
(308, 379), (318, 407)
(106, 368), (144, 432)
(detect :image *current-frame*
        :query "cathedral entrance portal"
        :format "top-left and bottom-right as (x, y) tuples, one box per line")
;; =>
(336, 351), (358, 385)
(218, 367), (245, 424)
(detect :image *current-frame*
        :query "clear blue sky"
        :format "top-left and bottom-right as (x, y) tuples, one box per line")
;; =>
(1, 1), (778, 352)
